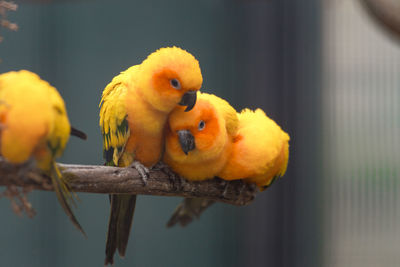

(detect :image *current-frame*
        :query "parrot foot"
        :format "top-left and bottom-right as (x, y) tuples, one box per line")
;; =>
(130, 161), (150, 185)
(220, 179), (250, 203)
(1, 185), (36, 218)
(219, 179), (230, 199)
(152, 161), (182, 191)
(152, 161), (176, 177)
(16, 159), (36, 180)
(237, 181), (249, 205)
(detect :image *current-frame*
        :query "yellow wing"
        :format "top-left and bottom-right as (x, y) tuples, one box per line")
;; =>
(99, 67), (136, 166)
(219, 108), (290, 189)
(237, 108), (290, 188)
(47, 82), (71, 159)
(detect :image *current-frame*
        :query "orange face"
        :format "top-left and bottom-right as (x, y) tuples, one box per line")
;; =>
(165, 100), (228, 163)
(138, 47), (203, 113)
(151, 68), (199, 111)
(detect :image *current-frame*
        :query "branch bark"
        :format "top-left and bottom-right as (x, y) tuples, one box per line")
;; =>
(360, 0), (400, 40)
(0, 159), (256, 206)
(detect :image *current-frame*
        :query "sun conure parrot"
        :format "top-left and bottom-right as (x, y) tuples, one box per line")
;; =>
(99, 47), (202, 265)
(0, 70), (87, 235)
(164, 92), (290, 227)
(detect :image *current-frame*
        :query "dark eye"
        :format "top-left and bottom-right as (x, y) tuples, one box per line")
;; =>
(198, 120), (205, 131)
(170, 79), (181, 90)
(53, 106), (63, 114)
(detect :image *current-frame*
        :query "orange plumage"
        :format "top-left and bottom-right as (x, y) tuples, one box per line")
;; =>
(164, 92), (290, 190)
(164, 93), (237, 180)
(99, 47), (203, 265)
(218, 108), (290, 190)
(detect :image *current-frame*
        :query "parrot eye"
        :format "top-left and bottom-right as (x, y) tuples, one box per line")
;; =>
(198, 120), (205, 131)
(170, 79), (181, 90)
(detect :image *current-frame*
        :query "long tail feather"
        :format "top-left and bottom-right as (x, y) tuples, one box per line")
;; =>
(116, 195), (136, 257)
(50, 162), (86, 237)
(167, 198), (215, 228)
(105, 194), (136, 265)
(70, 126), (87, 140)
(105, 194), (119, 266)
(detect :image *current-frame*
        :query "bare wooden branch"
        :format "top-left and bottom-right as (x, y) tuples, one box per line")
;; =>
(0, 1), (18, 43)
(360, 0), (400, 40)
(0, 159), (256, 206)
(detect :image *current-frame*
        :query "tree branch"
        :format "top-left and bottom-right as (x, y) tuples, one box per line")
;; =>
(0, 159), (256, 206)
(360, 0), (400, 40)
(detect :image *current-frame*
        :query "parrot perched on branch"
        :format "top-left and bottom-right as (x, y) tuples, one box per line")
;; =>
(164, 92), (290, 227)
(0, 70), (87, 235)
(99, 47), (202, 265)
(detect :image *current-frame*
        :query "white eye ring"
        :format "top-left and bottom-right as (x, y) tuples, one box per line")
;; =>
(170, 79), (181, 90)
(198, 120), (205, 131)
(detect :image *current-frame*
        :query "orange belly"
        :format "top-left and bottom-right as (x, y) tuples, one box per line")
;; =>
(125, 128), (164, 167)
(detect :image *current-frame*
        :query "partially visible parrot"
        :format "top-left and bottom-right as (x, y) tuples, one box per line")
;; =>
(0, 70), (87, 235)
(164, 92), (239, 181)
(99, 47), (202, 265)
(164, 92), (290, 227)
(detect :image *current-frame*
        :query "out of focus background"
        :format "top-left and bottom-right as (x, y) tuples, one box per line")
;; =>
(0, 0), (399, 266)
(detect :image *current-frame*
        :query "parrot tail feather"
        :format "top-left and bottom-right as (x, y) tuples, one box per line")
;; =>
(167, 198), (215, 228)
(105, 194), (137, 265)
(50, 162), (87, 237)
(70, 126), (87, 140)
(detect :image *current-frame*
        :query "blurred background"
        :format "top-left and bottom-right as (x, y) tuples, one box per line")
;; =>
(0, 0), (399, 266)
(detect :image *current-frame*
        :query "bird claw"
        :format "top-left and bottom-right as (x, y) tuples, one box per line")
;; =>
(220, 179), (250, 203)
(129, 161), (150, 185)
(238, 180), (248, 195)
(152, 162), (181, 190)
(218, 179), (229, 199)
(2, 185), (36, 218)
(152, 161), (174, 176)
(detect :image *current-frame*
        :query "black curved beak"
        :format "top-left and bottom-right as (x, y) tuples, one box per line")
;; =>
(178, 90), (197, 112)
(178, 130), (195, 155)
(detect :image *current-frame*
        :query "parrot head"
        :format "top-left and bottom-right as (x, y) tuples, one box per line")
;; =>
(165, 93), (233, 164)
(137, 46), (203, 113)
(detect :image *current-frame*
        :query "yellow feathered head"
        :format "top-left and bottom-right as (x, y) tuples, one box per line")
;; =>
(136, 47), (203, 112)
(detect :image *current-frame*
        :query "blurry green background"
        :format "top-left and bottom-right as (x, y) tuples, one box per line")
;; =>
(0, 0), (398, 266)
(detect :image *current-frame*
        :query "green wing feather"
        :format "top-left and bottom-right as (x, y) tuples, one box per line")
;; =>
(47, 103), (86, 236)
(50, 161), (87, 237)
(99, 71), (138, 265)
(99, 78), (130, 166)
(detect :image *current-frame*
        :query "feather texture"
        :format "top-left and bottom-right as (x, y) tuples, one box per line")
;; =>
(99, 47), (203, 265)
(0, 70), (86, 235)
(164, 93), (290, 189)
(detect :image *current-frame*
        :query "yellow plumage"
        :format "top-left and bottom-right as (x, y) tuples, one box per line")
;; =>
(165, 93), (290, 227)
(99, 47), (203, 167)
(0, 70), (85, 235)
(99, 66), (132, 165)
(219, 108), (290, 189)
(164, 92), (290, 190)
(164, 92), (238, 180)
(99, 47), (203, 265)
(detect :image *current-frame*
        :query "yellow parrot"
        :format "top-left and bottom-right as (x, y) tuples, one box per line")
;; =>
(164, 92), (290, 226)
(0, 70), (87, 235)
(164, 92), (239, 180)
(99, 46), (202, 265)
